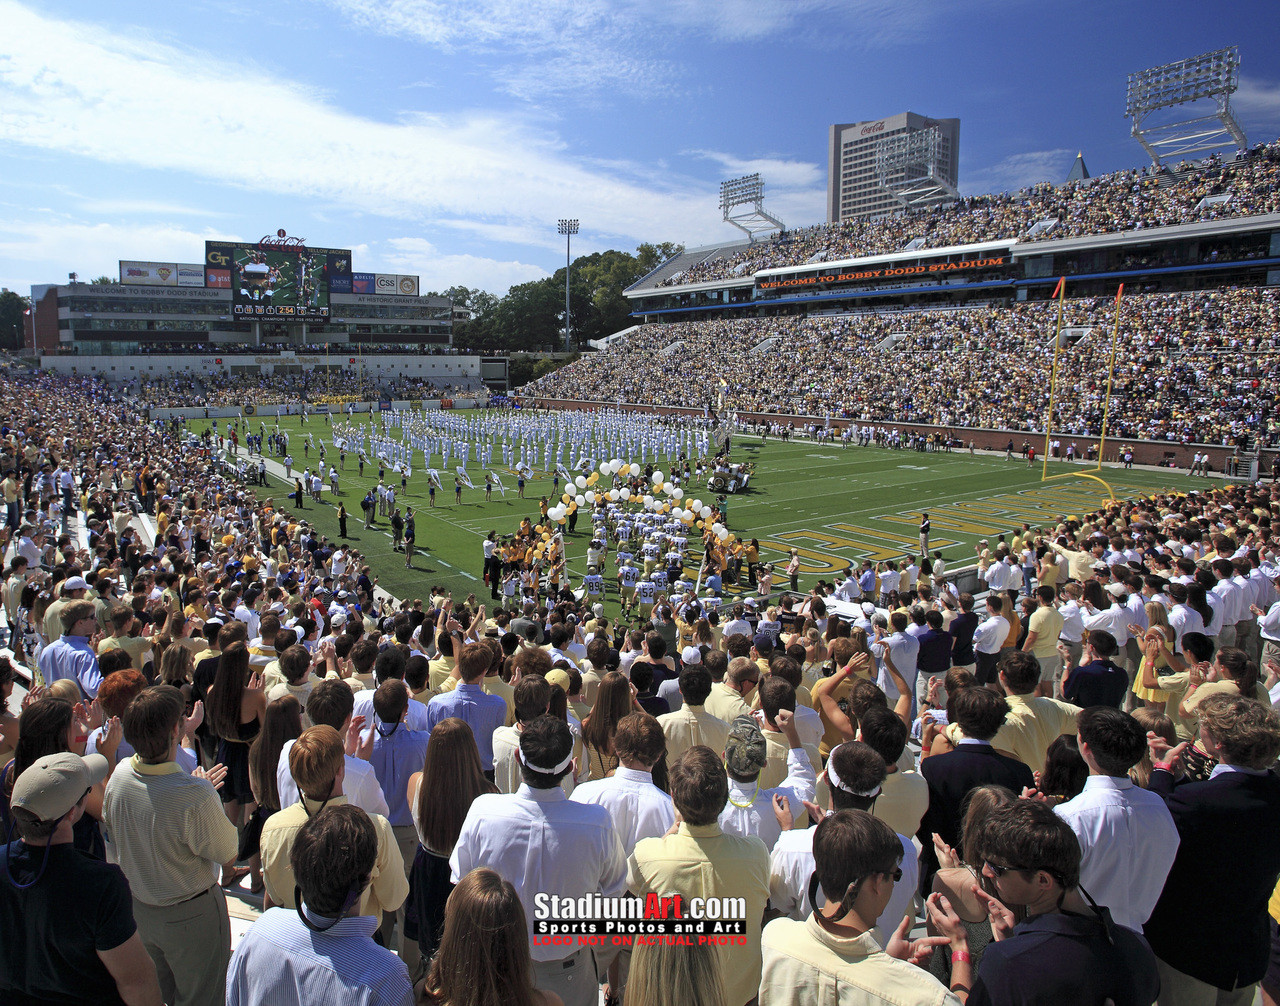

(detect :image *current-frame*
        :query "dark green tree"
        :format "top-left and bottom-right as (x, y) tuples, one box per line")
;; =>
(0, 289), (29, 351)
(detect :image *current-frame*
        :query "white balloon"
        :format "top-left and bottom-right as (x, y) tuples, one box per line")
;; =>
(652, 471), (663, 484)
(620, 488), (632, 500)
(691, 499), (702, 512)
(608, 489), (619, 501)
(575, 494), (586, 506)
(584, 491), (596, 503)
(575, 475), (587, 488)
(672, 488), (684, 500)
(610, 459), (623, 473)
(662, 482), (673, 493)
(700, 505), (712, 518)
(629, 463), (641, 477)
(599, 462), (610, 475)
(716, 527), (729, 541)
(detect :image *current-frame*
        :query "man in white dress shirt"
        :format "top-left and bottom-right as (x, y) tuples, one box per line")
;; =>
(718, 710), (815, 853)
(570, 712), (674, 1002)
(1054, 706), (1180, 932)
(276, 680), (390, 817)
(450, 715), (626, 1006)
(767, 742), (917, 941)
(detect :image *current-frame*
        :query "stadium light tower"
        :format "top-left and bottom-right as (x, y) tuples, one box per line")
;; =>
(557, 218), (578, 351)
(874, 125), (960, 211)
(719, 174), (784, 243)
(1126, 47), (1248, 168)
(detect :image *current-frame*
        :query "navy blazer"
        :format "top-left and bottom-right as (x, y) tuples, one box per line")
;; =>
(1144, 768), (1280, 991)
(918, 743), (1035, 889)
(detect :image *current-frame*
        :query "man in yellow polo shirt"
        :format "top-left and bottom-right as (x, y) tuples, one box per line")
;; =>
(628, 746), (770, 1006)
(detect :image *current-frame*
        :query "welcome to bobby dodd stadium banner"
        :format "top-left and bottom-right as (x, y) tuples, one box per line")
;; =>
(756, 254), (1010, 294)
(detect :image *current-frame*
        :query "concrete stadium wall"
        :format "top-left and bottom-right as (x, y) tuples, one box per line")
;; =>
(147, 399), (487, 421)
(40, 353), (483, 379)
(520, 397), (1273, 474)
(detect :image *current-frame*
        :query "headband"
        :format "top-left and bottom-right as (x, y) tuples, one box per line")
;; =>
(518, 748), (574, 776)
(825, 744), (883, 799)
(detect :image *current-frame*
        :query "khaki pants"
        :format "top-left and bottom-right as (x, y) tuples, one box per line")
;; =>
(1155, 956), (1256, 1006)
(133, 886), (230, 1006)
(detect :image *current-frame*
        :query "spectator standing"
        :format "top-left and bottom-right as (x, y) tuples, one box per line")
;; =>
(36, 598), (103, 698)
(1144, 695), (1280, 1005)
(0, 751), (164, 1006)
(761, 809), (955, 1006)
(103, 686), (239, 1006)
(406, 717), (497, 970)
(451, 715), (626, 1006)
(629, 745), (771, 1006)
(1053, 706), (1180, 932)
(227, 804), (413, 1006)
(927, 799), (1160, 1005)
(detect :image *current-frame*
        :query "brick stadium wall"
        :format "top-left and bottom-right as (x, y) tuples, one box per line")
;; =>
(520, 397), (1276, 475)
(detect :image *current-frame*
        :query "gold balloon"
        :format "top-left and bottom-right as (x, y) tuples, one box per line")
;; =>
(561, 493), (572, 504)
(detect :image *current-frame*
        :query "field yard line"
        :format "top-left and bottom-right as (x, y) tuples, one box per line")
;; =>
(735, 476), (1148, 537)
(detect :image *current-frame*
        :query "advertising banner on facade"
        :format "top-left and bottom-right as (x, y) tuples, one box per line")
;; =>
(353, 272), (376, 294)
(375, 274), (420, 297)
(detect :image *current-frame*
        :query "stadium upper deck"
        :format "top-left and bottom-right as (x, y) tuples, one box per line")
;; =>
(625, 141), (1280, 322)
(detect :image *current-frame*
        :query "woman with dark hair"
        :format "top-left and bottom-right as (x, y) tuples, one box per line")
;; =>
(419, 867), (560, 1006)
(1, 696), (117, 858)
(580, 671), (634, 781)
(0, 656), (19, 766)
(1036, 735), (1088, 804)
(407, 717), (498, 969)
(1178, 645), (1268, 780)
(12, 583), (44, 668)
(158, 643), (195, 708)
(927, 784), (1020, 984)
(1185, 582), (1218, 643)
(244, 694), (304, 894)
(205, 640), (265, 885)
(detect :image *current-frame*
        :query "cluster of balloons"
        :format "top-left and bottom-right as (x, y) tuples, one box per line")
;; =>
(540, 459), (735, 545)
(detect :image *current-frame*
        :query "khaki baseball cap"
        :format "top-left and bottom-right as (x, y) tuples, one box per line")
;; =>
(12, 753), (108, 823)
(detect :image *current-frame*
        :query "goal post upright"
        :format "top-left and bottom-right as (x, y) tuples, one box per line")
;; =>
(1040, 277), (1119, 502)
(1041, 277), (1066, 481)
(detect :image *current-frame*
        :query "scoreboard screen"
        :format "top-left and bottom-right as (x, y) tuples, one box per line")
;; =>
(206, 240), (351, 322)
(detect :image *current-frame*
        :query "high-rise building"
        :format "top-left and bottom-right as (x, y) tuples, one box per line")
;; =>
(827, 112), (960, 223)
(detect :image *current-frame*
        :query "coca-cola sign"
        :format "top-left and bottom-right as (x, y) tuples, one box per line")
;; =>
(859, 121), (886, 136)
(258, 229), (307, 250)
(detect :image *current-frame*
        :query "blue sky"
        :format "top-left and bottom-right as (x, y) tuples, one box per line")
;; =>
(1, 0), (1278, 297)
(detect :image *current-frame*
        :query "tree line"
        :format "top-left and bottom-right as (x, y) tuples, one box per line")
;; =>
(430, 242), (682, 354)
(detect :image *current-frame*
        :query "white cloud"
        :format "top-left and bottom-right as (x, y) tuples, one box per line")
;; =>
(0, 218), (235, 288)
(381, 237), (548, 294)
(319, 0), (944, 101)
(1233, 77), (1280, 125)
(686, 150), (825, 191)
(962, 148), (1075, 196)
(0, 1), (736, 267)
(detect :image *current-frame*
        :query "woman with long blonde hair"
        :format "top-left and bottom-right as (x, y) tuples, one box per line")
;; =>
(628, 930), (725, 1006)
(1133, 603), (1174, 708)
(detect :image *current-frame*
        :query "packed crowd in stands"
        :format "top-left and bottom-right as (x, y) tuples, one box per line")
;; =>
(2, 362), (1280, 1005)
(123, 371), (489, 409)
(528, 286), (1280, 446)
(659, 141), (1280, 288)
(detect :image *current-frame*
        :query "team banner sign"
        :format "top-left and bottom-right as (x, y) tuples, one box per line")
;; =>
(756, 254), (1010, 294)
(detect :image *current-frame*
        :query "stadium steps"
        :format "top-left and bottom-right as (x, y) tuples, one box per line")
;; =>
(750, 337), (780, 354)
(658, 340), (685, 356)
(588, 325), (643, 351)
(876, 333), (909, 352)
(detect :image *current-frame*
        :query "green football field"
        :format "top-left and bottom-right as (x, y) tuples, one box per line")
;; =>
(217, 412), (1210, 613)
